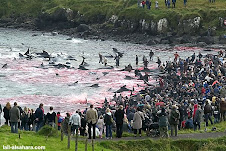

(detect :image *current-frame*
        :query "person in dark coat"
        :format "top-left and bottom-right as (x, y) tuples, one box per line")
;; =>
(114, 105), (125, 138)
(169, 105), (180, 137)
(3, 102), (11, 125)
(204, 100), (213, 126)
(172, 0), (176, 8)
(28, 109), (35, 131)
(35, 103), (44, 132)
(80, 115), (87, 136)
(194, 105), (202, 131)
(9, 102), (20, 133)
(158, 108), (169, 138)
(184, 116), (194, 129)
(45, 106), (56, 127)
(104, 108), (113, 139)
(20, 107), (29, 131)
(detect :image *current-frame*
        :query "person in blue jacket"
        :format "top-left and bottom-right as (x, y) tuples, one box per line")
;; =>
(172, 0), (176, 8)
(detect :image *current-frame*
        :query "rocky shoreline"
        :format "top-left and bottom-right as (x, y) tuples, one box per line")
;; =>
(0, 11), (225, 48)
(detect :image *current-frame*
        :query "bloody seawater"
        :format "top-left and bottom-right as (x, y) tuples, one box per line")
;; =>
(0, 28), (223, 118)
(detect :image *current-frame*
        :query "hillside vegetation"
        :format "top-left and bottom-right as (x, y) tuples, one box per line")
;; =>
(0, 0), (226, 29)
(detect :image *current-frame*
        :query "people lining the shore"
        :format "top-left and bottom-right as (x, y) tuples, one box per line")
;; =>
(2, 50), (226, 141)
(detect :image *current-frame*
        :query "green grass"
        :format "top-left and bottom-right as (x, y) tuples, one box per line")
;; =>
(0, 0), (225, 34)
(179, 120), (226, 134)
(1, 124), (226, 151)
(0, 125), (111, 151)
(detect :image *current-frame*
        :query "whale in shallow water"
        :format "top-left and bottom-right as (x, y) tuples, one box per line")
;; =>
(78, 65), (89, 70)
(36, 50), (50, 59)
(2, 63), (7, 68)
(68, 81), (78, 86)
(115, 85), (131, 93)
(89, 84), (100, 88)
(24, 48), (30, 56)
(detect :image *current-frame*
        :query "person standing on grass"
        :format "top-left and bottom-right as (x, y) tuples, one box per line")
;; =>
(104, 108), (113, 139)
(35, 103), (44, 132)
(115, 105), (125, 138)
(146, 0), (151, 9)
(133, 107), (144, 137)
(9, 102), (20, 133)
(86, 104), (98, 139)
(158, 108), (169, 138)
(69, 111), (81, 136)
(204, 101), (213, 126)
(97, 115), (104, 139)
(20, 107), (29, 131)
(184, 0), (187, 7)
(194, 105), (202, 131)
(169, 105), (180, 137)
(172, 0), (176, 8)
(45, 106), (56, 128)
(3, 102), (11, 125)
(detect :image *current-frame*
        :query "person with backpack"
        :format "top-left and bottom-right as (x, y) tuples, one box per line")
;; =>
(158, 108), (169, 138)
(204, 100), (213, 126)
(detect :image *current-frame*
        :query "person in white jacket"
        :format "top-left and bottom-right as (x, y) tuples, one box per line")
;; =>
(97, 115), (104, 138)
(69, 111), (81, 135)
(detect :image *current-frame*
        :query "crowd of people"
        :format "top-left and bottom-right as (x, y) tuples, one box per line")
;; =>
(138, 0), (216, 9)
(1, 49), (226, 139)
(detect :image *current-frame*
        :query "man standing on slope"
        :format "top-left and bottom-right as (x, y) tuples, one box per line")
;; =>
(86, 104), (98, 139)
(9, 102), (20, 133)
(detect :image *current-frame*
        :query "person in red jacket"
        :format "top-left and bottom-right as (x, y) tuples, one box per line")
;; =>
(57, 112), (63, 130)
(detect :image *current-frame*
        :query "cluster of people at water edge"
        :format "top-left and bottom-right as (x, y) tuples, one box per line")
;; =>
(1, 50), (226, 139)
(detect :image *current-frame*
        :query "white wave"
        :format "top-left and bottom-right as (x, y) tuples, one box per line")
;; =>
(71, 38), (84, 44)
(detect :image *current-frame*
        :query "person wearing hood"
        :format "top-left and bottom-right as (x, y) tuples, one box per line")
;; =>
(104, 108), (113, 139)
(45, 106), (56, 127)
(69, 111), (81, 135)
(169, 105), (180, 137)
(96, 115), (104, 139)
(133, 107), (144, 137)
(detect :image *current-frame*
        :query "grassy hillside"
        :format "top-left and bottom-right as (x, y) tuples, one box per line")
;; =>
(0, 0), (226, 28)
(0, 123), (226, 151)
